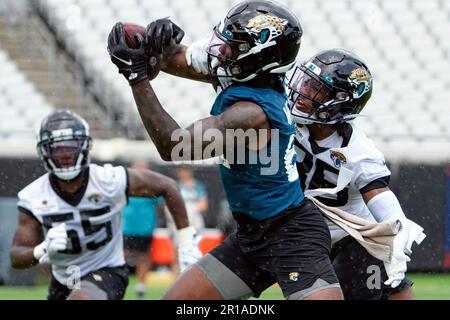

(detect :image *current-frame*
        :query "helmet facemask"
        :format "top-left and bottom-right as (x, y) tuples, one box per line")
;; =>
(37, 131), (92, 181)
(288, 65), (354, 125)
(206, 27), (254, 82)
(37, 110), (93, 181)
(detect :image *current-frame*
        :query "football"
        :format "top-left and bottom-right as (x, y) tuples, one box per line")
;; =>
(122, 22), (161, 80)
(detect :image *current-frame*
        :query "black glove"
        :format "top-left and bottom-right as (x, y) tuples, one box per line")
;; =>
(107, 22), (149, 85)
(145, 18), (185, 54)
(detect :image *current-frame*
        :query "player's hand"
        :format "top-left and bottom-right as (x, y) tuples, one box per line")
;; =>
(145, 18), (185, 55)
(384, 246), (410, 288)
(33, 240), (50, 263)
(46, 223), (69, 256)
(177, 226), (203, 272)
(185, 35), (211, 75)
(108, 22), (149, 85)
(383, 218), (411, 288)
(34, 223), (68, 263)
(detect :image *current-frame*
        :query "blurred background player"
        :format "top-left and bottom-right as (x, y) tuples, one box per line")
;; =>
(165, 166), (208, 275)
(175, 166), (208, 231)
(122, 160), (165, 299)
(9, 110), (201, 300)
(108, 0), (344, 300)
(287, 48), (425, 299)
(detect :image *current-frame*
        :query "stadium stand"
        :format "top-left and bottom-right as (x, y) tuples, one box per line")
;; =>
(0, 0), (448, 155)
(0, 48), (53, 138)
(29, 0), (449, 146)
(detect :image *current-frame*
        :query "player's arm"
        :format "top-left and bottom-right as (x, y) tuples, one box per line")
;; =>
(361, 184), (425, 288)
(362, 186), (389, 204)
(361, 184), (402, 223)
(160, 43), (212, 83)
(145, 18), (212, 83)
(10, 210), (44, 269)
(127, 168), (189, 230)
(131, 80), (270, 161)
(127, 168), (203, 271)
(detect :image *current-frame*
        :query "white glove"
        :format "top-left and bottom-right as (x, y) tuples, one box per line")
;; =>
(404, 219), (426, 255)
(185, 35), (210, 75)
(33, 241), (50, 264)
(33, 223), (68, 263)
(384, 245), (411, 288)
(383, 218), (411, 288)
(177, 226), (203, 272)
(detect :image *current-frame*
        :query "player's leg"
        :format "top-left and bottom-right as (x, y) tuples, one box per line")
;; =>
(67, 265), (129, 300)
(47, 275), (71, 300)
(135, 251), (151, 294)
(162, 263), (224, 299)
(123, 236), (148, 297)
(242, 199), (343, 300)
(135, 236), (152, 297)
(278, 202), (343, 300)
(331, 236), (414, 300)
(388, 287), (415, 300)
(162, 235), (274, 300)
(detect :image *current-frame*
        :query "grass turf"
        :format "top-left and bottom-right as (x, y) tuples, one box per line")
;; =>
(0, 273), (449, 300)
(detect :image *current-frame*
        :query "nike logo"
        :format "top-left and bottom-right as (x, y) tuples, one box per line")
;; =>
(112, 53), (132, 66)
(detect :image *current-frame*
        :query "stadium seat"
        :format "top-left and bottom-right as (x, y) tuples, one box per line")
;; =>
(0, 48), (53, 137)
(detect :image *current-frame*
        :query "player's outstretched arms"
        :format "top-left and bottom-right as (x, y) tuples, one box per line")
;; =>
(10, 210), (44, 269)
(145, 18), (212, 83)
(131, 80), (270, 161)
(127, 168), (202, 270)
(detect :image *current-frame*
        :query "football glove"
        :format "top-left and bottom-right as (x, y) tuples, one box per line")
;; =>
(108, 22), (149, 85)
(384, 246), (411, 288)
(383, 216), (426, 288)
(145, 18), (185, 54)
(33, 223), (68, 263)
(383, 217), (410, 288)
(185, 34), (211, 75)
(177, 226), (202, 273)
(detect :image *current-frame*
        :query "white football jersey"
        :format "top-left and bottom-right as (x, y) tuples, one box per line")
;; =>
(295, 123), (391, 244)
(17, 164), (128, 285)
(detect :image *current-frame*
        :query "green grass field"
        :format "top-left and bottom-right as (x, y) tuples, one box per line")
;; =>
(0, 273), (450, 300)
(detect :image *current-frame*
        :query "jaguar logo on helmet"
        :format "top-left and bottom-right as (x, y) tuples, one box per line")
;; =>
(245, 15), (288, 43)
(348, 67), (371, 99)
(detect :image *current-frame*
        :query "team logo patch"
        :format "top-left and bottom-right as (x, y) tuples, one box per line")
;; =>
(289, 272), (299, 281)
(348, 67), (371, 98)
(88, 193), (101, 203)
(330, 150), (347, 168)
(245, 15), (287, 43)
